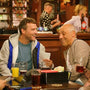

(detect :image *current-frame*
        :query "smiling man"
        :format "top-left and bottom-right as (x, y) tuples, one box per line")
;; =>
(58, 24), (90, 85)
(0, 18), (53, 76)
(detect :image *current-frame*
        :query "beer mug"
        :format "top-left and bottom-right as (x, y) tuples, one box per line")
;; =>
(31, 69), (41, 88)
(76, 58), (84, 73)
(76, 66), (84, 73)
(19, 61), (28, 75)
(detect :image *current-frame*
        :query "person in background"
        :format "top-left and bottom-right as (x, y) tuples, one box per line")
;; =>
(0, 17), (53, 76)
(64, 4), (88, 33)
(58, 24), (90, 85)
(39, 2), (61, 31)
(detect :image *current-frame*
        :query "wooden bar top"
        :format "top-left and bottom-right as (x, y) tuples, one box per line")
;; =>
(0, 32), (90, 40)
(0, 76), (82, 90)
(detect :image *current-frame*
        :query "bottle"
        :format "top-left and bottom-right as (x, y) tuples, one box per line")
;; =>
(0, 1), (3, 6)
(7, 0), (10, 6)
(81, 14), (86, 32)
(43, 22), (48, 31)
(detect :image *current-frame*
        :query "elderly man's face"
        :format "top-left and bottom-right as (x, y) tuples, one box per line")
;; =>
(59, 27), (74, 47)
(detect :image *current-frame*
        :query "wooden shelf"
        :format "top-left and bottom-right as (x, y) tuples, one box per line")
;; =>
(0, 0), (33, 28)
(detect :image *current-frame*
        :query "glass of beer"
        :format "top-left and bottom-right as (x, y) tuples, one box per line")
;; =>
(19, 61), (28, 75)
(11, 63), (20, 77)
(31, 69), (41, 88)
(11, 67), (19, 77)
(76, 66), (84, 73)
(76, 58), (84, 73)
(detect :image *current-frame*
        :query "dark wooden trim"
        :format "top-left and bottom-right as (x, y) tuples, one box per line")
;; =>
(77, 33), (90, 40)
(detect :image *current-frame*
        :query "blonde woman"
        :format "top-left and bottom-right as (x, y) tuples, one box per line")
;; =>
(64, 4), (88, 33)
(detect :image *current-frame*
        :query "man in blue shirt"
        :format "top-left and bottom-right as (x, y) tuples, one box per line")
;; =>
(0, 18), (53, 76)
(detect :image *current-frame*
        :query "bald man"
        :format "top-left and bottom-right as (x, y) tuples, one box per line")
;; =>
(58, 24), (90, 85)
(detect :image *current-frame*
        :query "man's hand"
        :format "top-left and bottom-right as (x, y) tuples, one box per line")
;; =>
(84, 69), (90, 79)
(84, 79), (90, 87)
(43, 59), (53, 67)
(51, 19), (57, 24)
(0, 80), (6, 90)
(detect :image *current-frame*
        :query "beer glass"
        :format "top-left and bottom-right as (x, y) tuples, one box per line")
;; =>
(76, 66), (84, 73)
(76, 58), (84, 73)
(19, 61), (28, 75)
(31, 69), (41, 88)
(12, 67), (19, 77)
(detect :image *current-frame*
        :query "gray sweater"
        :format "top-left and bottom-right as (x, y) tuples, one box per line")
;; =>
(64, 39), (90, 84)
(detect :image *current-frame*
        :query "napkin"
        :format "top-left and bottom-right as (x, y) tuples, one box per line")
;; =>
(54, 66), (64, 72)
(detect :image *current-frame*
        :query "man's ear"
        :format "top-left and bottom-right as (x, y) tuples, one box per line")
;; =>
(21, 29), (25, 34)
(72, 31), (76, 37)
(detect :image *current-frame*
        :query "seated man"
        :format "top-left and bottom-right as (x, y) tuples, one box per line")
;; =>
(39, 2), (61, 31)
(58, 24), (90, 85)
(0, 17), (53, 76)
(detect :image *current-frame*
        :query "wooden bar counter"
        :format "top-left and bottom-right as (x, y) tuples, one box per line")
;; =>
(0, 76), (82, 90)
(0, 32), (90, 68)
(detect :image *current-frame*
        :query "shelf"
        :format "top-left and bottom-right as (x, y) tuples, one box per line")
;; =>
(0, 19), (10, 21)
(0, 0), (32, 28)
(12, 7), (27, 8)
(12, 13), (27, 14)
(0, 6), (10, 8)
(0, 13), (9, 14)
(0, 0), (35, 29)
(0, 29), (18, 34)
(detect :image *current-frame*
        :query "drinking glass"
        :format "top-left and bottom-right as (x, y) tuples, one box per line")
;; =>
(31, 69), (41, 89)
(19, 61), (28, 75)
(76, 58), (84, 73)
(76, 66), (84, 73)
(11, 66), (19, 78)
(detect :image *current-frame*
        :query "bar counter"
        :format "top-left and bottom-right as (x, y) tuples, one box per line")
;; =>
(0, 32), (90, 68)
(0, 76), (82, 90)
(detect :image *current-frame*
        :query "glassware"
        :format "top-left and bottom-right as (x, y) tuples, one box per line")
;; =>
(19, 61), (28, 75)
(11, 65), (19, 78)
(76, 66), (84, 73)
(31, 69), (41, 89)
(76, 58), (84, 73)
